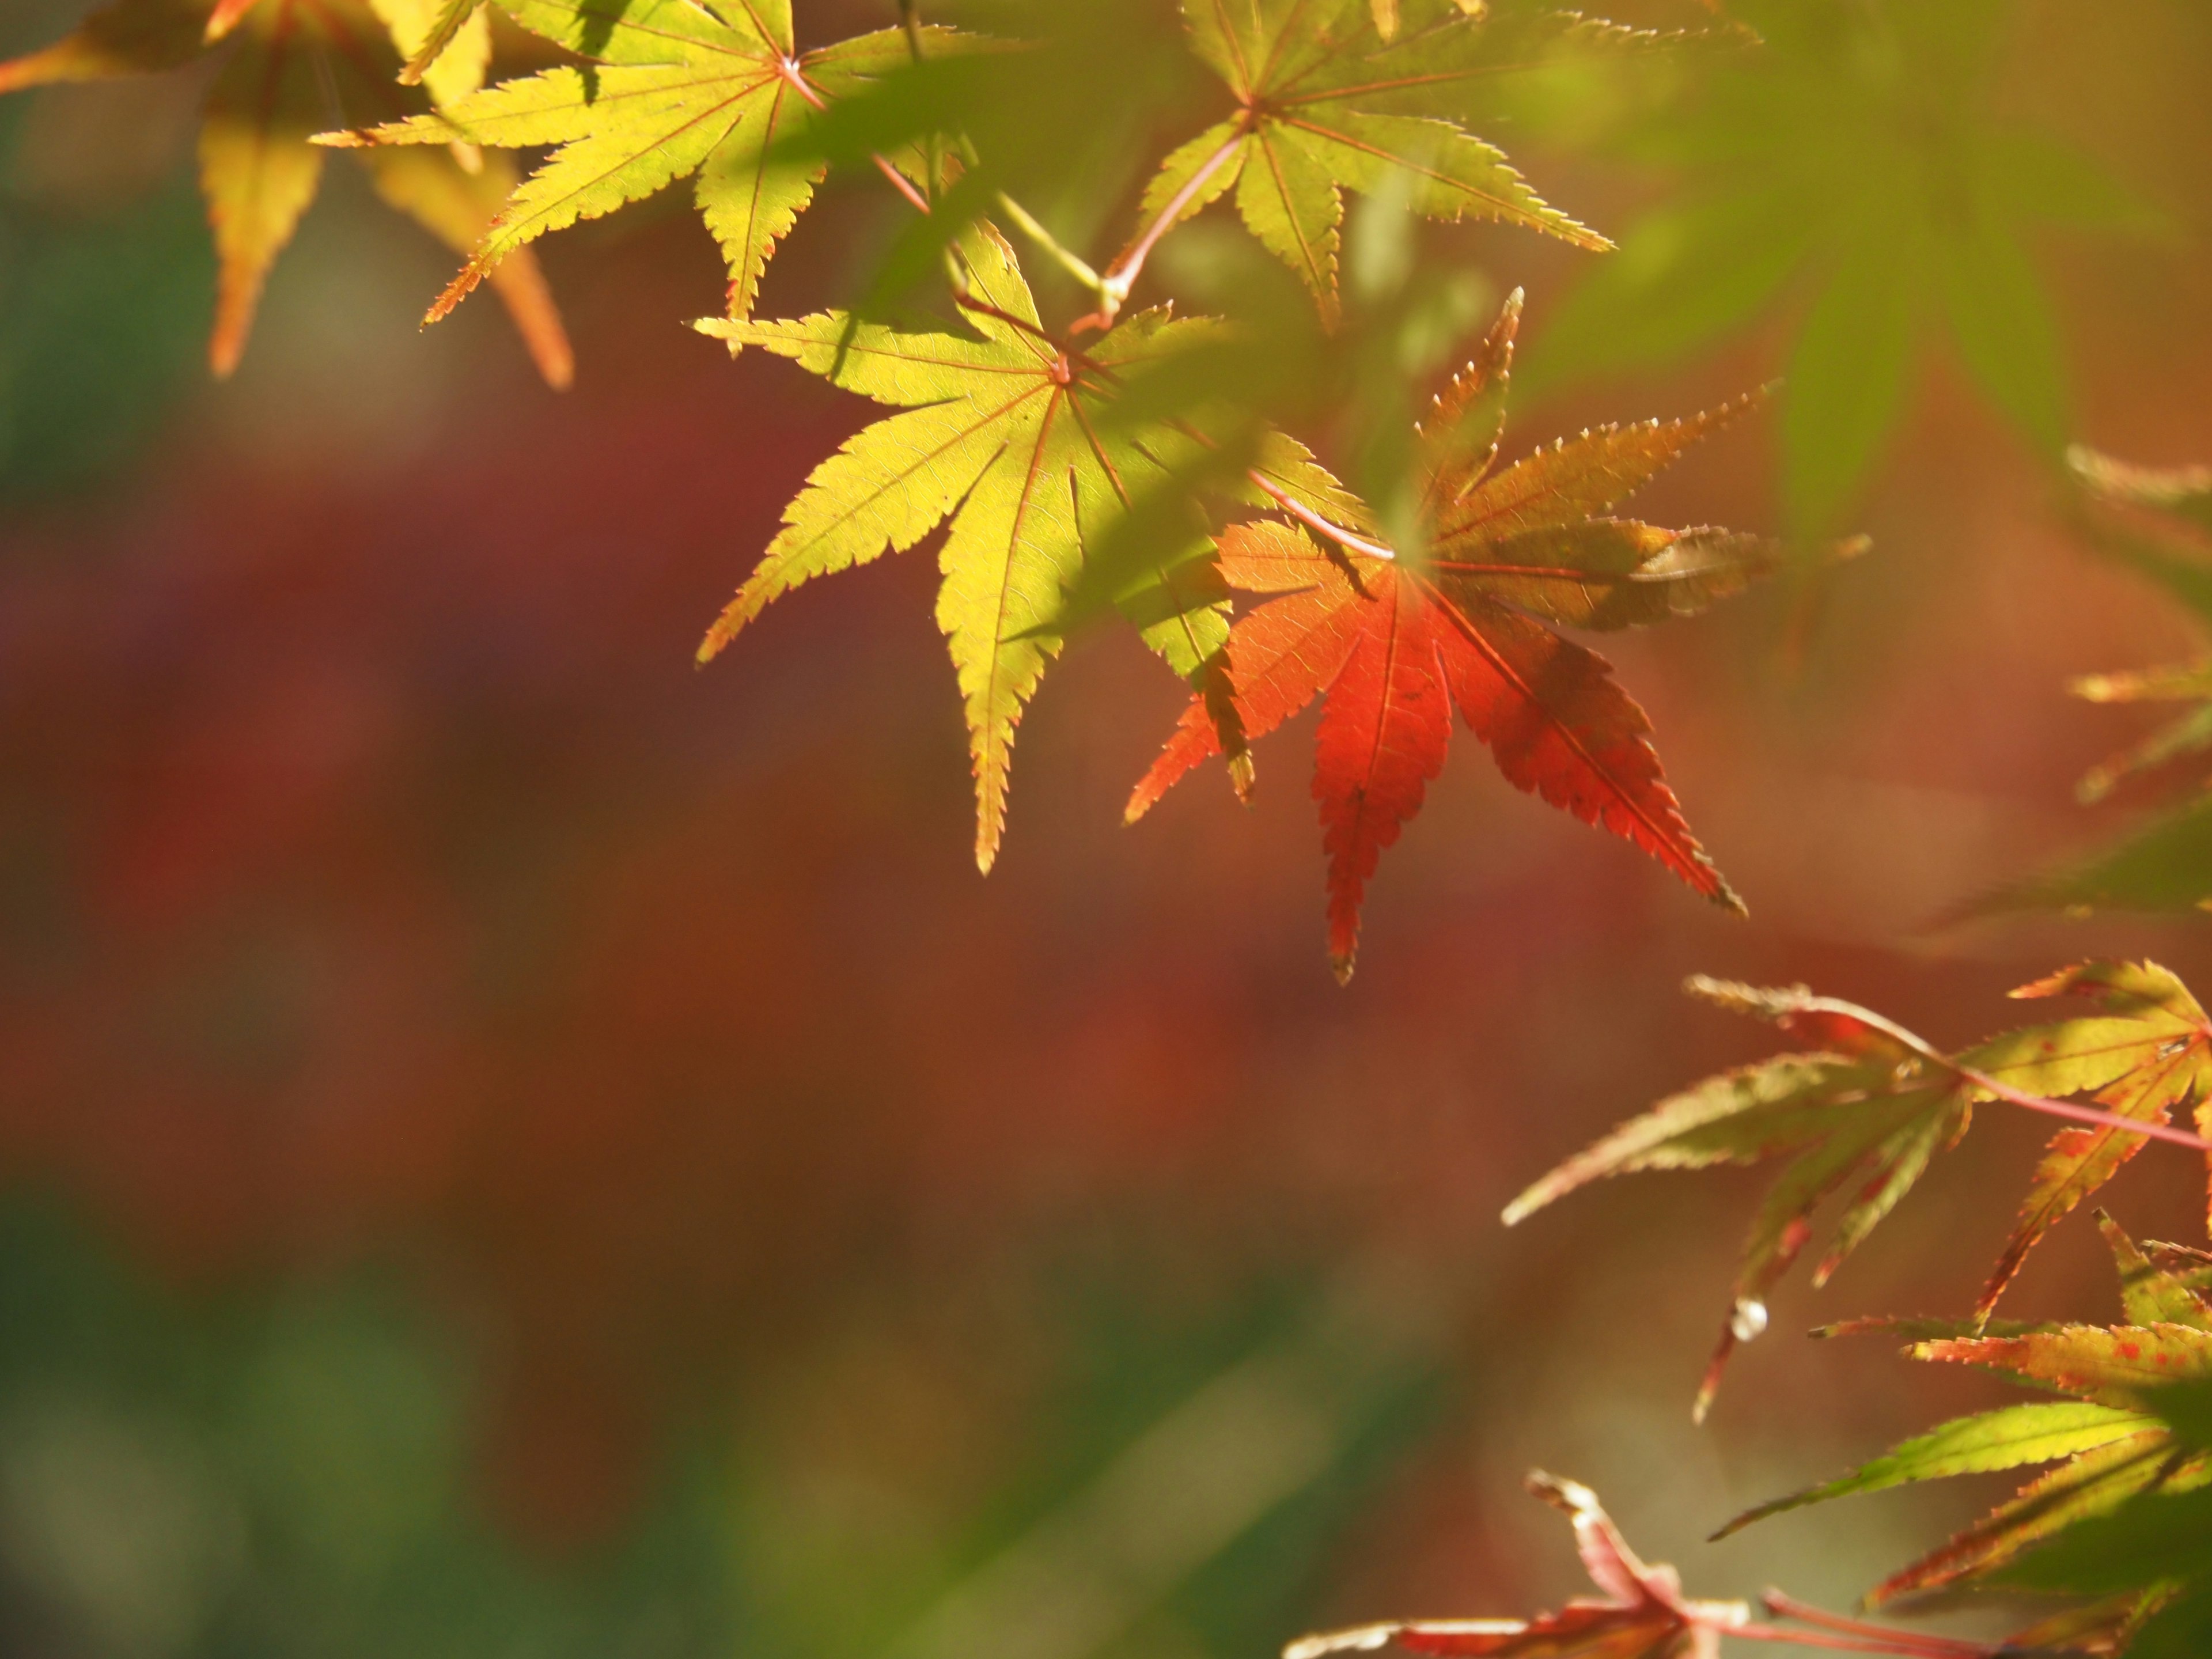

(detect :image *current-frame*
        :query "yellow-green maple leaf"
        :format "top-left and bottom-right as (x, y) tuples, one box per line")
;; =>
(695, 224), (1233, 872)
(1137, 0), (1613, 325)
(321, 0), (972, 325)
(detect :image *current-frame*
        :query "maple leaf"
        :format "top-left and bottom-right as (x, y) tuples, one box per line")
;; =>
(1135, 0), (1615, 325)
(2063, 447), (2212, 806)
(1128, 291), (1789, 980)
(1286, 1472), (1750, 1659)
(692, 224), (1236, 872)
(0, 0), (570, 384)
(1971, 963), (2212, 1310)
(1527, 0), (2164, 536)
(1972, 449), (2212, 918)
(1717, 1215), (2212, 1617)
(1505, 962), (2212, 1417)
(319, 0), (982, 325)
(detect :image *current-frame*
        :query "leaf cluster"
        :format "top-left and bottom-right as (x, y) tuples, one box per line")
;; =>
(1508, 960), (2212, 1418)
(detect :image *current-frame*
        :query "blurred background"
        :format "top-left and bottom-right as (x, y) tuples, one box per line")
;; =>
(3, 1), (2212, 1654)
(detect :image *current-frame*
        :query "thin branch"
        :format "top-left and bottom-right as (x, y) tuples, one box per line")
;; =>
(1758, 1593), (2039, 1658)
(1244, 468), (1399, 563)
(951, 291), (1062, 348)
(777, 54), (934, 215)
(825, 52), (1379, 574)
(1728, 1620), (2043, 1658)
(897, 0), (941, 205)
(1766, 987), (2212, 1155)
(1082, 123), (1248, 330)
(994, 191), (1109, 299)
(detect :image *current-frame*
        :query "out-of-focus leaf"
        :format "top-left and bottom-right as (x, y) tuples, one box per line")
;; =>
(2074, 447), (2212, 544)
(2070, 668), (2212, 805)
(0, 0), (569, 380)
(1980, 449), (2212, 917)
(360, 146), (574, 388)
(1934, 214), (2066, 455)
(1974, 796), (2212, 918)
(1534, 0), (2159, 531)
(1520, 183), (1813, 395)
(0, 0), (207, 86)
(693, 224), (1232, 873)
(1129, 293), (1787, 980)
(1782, 228), (1917, 541)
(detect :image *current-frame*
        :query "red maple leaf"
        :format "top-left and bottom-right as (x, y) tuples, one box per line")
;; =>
(1131, 293), (1808, 979)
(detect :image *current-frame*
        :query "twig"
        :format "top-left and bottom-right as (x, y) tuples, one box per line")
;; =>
(1077, 123), (1248, 332)
(1743, 985), (2212, 1155)
(775, 54), (933, 214)
(1758, 1593), (2036, 1658)
(1728, 1620), (2042, 1658)
(1244, 469), (1398, 563)
(994, 191), (1109, 300)
(831, 52), (1377, 569)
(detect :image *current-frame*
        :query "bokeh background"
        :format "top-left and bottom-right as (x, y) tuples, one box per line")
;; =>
(3, 1), (2212, 1655)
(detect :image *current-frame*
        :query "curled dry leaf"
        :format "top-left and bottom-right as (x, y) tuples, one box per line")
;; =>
(1287, 1472), (1748, 1659)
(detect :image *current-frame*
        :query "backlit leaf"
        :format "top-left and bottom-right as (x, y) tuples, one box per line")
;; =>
(323, 1), (984, 325)
(1712, 1402), (2159, 1540)
(1129, 292), (1788, 979)
(695, 224), (1230, 872)
(1137, 0), (1619, 323)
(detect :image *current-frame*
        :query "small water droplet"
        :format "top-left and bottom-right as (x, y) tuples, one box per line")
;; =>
(1730, 1298), (1769, 1343)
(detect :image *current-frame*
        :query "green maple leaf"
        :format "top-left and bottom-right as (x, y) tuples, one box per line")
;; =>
(1505, 962), (2212, 1417)
(1718, 1215), (2212, 1630)
(320, 0), (981, 325)
(692, 224), (1237, 872)
(1528, 0), (2164, 536)
(0, 0), (569, 382)
(1135, 0), (1616, 325)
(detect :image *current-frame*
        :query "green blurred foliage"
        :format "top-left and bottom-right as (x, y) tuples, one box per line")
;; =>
(1976, 450), (2212, 916)
(0, 1192), (1441, 1659)
(1525, 0), (2166, 538)
(0, 101), (211, 502)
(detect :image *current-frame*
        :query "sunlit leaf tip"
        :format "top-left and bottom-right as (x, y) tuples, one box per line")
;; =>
(204, 0), (258, 43)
